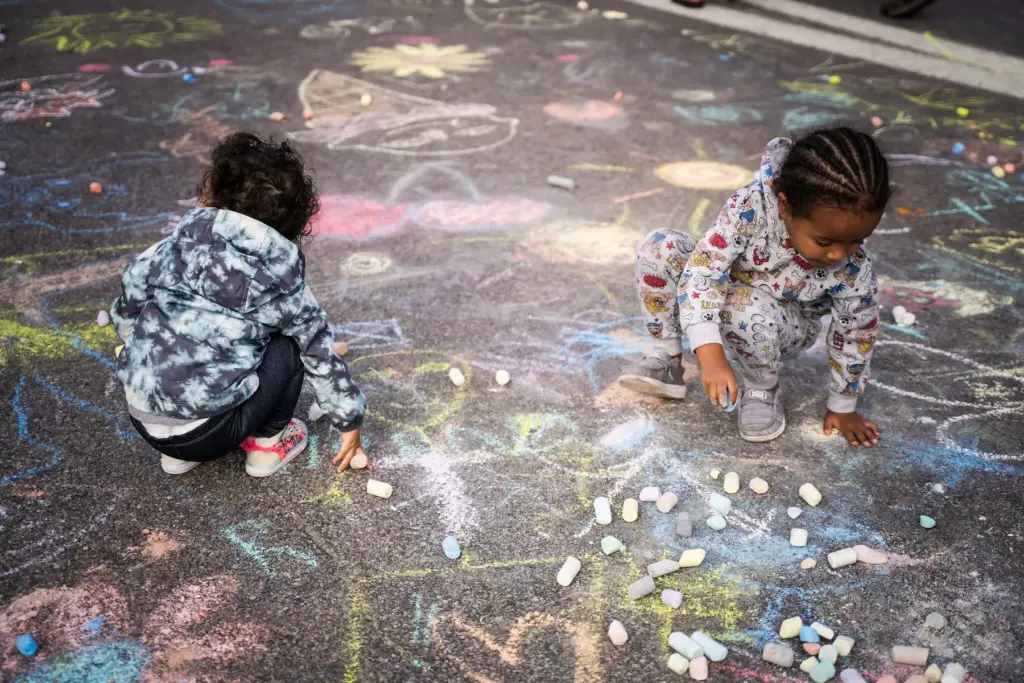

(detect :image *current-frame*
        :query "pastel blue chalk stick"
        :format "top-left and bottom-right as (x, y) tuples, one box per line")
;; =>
(16, 634), (38, 656)
(443, 536), (461, 559)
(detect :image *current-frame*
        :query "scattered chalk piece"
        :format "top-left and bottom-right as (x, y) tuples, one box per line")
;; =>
(547, 174), (576, 190)
(557, 556), (582, 586)
(303, 108), (314, 121)
(870, 116), (883, 127)
(96, 310), (110, 327)
(991, 166), (1006, 179)
(366, 479), (393, 499)
(360, 93), (372, 107)
(828, 75), (841, 85)
(114, 345), (124, 358)
(709, 468), (720, 480)
(985, 154), (998, 166)
(269, 111), (286, 122)
(350, 451), (368, 469)
(799, 483), (822, 507)
(951, 141), (965, 154)
(577, 0), (588, 8)
(955, 107), (969, 117)
(495, 369), (511, 386)
(442, 535), (461, 559)
(919, 514), (936, 528)
(749, 477), (769, 494)
(1003, 162), (1015, 174)
(607, 619), (628, 646)
(20, 80), (31, 92)
(801, 558), (816, 569)
(182, 73), (196, 83)
(89, 182), (103, 194)
(16, 634), (37, 656)
(448, 367), (466, 386)
(332, 341), (349, 356)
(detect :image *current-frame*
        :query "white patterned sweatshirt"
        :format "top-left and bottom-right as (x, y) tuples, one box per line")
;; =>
(679, 138), (879, 413)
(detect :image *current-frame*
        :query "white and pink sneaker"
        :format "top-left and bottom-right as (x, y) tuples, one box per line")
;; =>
(241, 419), (308, 477)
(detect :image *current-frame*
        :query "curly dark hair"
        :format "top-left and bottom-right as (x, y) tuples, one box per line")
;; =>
(201, 132), (320, 243)
(774, 127), (890, 219)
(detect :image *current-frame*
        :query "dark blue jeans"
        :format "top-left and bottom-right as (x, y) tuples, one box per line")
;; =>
(131, 335), (304, 462)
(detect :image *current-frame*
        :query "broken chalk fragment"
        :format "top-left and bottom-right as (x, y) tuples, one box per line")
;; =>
(709, 468), (720, 479)
(16, 634), (37, 657)
(89, 182), (103, 194)
(877, 677), (898, 683)
(749, 477), (769, 494)
(941, 663), (965, 683)
(706, 514), (726, 531)
(667, 652), (689, 674)
(577, 0), (588, 8)
(809, 659), (836, 683)
(547, 175), (576, 190)
(810, 622), (833, 640)
(627, 575), (655, 600)
(870, 116), (883, 127)
(600, 536), (622, 555)
(308, 402), (325, 422)
(688, 656), (709, 680)
(924, 612), (946, 629)
(799, 626), (820, 643)
(690, 632), (727, 662)
(708, 492), (731, 515)
(891, 646), (929, 666)
(495, 370), (511, 386)
(801, 558), (817, 569)
(657, 492), (678, 513)
(920, 515), (936, 528)
(839, 669), (867, 683)
(96, 310), (110, 327)
(779, 616), (803, 639)
(790, 529), (808, 547)
(827, 547), (858, 569)
(443, 536), (461, 559)
(648, 559), (680, 578)
(892, 305), (917, 327)
(360, 93), (372, 106)
(594, 497), (612, 525)
(679, 548), (705, 567)
(622, 498), (638, 522)
(833, 635), (855, 657)
(800, 657), (819, 673)
(853, 545), (888, 565)
(804, 643), (820, 656)
(332, 341), (349, 356)
(448, 367), (466, 386)
(607, 620), (628, 646)
(763, 643), (795, 667)
(799, 483), (822, 506)
(906, 676), (928, 683)
(818, 644), (838, 664)
(788, 507), (803, 519)
(114, 345), (124, 358)
(639, 486), (660, 502)
(924, 664), (942, 683)
(269, 111), (286, 122)
(675, 511), (692, 537)
(723, 471), (740, 493)
(367, 479), (393, 499)
(303, 108), (314, 120)
(557, 557), (582, 586)
(350, 451), (368, 469)
(668, 632), (704, 659)
(661, 589), (682, 609)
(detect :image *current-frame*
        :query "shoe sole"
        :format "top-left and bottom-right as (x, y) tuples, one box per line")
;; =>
(162, 460), (202, 475)
(618, 375), (688, 399)
(245, 431), (309, 477)
(739, 417), (787, 443)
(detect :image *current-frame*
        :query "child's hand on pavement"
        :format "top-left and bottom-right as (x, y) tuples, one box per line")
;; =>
(333, 427), (370, 471)
(695, 344), (738, 408)
(823, 411), (880, 447)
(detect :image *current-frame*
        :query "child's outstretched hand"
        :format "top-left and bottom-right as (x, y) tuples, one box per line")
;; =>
(333, 428), (370, 471)
(695, 344), (738, 408)
(824, 411), (880, 447)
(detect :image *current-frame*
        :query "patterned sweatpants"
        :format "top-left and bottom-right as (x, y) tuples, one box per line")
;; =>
(635, 229), (823, 390)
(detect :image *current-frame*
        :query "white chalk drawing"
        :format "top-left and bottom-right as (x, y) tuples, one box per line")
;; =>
(300, 17), (412, 40)
(121, 59), (188, 78)
(464, 1), (588, 30)
(289, 70), (518, 156)
(0, 74), (112, 122)
(872, 340), (1024, 462)
(339, 251), (394, 277)
(328, 318), (406, 350)
(655, 160), (754, 190)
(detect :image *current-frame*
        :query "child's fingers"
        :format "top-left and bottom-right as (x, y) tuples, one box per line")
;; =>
(865, 421), (880, 437)
(726, 376), (738, 407)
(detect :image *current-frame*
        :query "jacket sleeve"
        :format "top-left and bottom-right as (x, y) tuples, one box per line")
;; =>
(259, 282), (366, 432)
(110, 243), (160, 343)
(679, 190), (754, 351)
(825, 251), (879, 413)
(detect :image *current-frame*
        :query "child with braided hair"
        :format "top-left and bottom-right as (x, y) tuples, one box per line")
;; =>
(620, 128), (889, 446)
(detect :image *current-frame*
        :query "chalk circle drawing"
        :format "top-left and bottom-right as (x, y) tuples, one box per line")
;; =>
(879, 278), (1013, 317)
(351, 43), (490, 79)
(0, 74), (112, 123)
(543, 99), (626, 129)
(782, 106), (843, 130)
(872, 340), (1024, 462)
(0, 576), (267, 680)
(933, 226), (1024, 273)
(290, 70), (519, 157)
(121, 59), (189, 78)
(339, 251), (393, 277)
(464, 2), (588, 30)
(19, 10), (222, 54)
(431, 611), (600, 683)
(674, 104), (763, 126)
(520, 220), (643, 266)
(655, 160), (753, 190)
(215, 0), (349, 22)
(300, 17), (408, 39)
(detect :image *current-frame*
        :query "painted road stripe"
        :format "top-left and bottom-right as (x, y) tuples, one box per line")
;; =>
(741, 0), (1024, 77)
(620, 0), (1024, 99)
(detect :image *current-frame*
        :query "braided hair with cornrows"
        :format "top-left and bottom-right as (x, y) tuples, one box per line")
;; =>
(773, 127), (891, 219)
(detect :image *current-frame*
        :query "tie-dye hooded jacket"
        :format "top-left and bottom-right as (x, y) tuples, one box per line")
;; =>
(111, 207), (365, 432)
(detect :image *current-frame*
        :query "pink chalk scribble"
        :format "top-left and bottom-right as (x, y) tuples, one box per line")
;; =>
(78, 63), (112, 72)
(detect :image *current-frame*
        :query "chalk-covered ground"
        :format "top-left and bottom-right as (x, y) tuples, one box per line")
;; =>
(1, 0), (1022, 681)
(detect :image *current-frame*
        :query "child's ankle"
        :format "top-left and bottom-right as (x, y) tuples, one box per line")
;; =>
(253, 429), (285, 447)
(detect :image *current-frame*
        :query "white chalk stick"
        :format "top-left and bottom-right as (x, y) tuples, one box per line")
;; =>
(690, 631), (727, 662)
(627, 575), (655, 600)
(608, 619), (628, 646)
(818, 644), (838, 664)
(600, 536), (622, 555)
(709, 468), (720, 479)
(763, 643), (795, 667)
(833, 635), (855, 657)
(557, 556), (582, 586)
(891, 646), (929, 666)
(547, 174), (576, 190)
(96, 310), (110, 327)
(647, 559), (680, 578)
(622, 498), (638, 522)
(495, 370), (511, 386)
(366, 479), (393, 498)
(790, 529), (808, 547)
(448, 367), (465, 386)
(839, 669), (867, 683)
(827, 547), (858, 568)
(708, 492), (732, 515)
(706, 514), (727, 530)
(667, 652), (689, 674)
(594, 496), (612, 525)
(639, 486), (661, 502)
(350, 451), (368, 469)
(811, 622), (834, 640)
(723, 471), (740, 493)
(668, 632), (704, 660)
(941, 663), (965, 683)
(799, 483), (822, 506)
(661, 589), (682, 609)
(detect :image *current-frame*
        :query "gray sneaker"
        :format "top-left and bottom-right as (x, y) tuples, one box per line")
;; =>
(737, 387), (786, 442)
(618, 352), (687, 399)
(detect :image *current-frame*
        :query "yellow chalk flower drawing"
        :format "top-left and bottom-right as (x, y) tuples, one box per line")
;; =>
(350, 43), (490, 79)
(20, 10), (221, 54)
